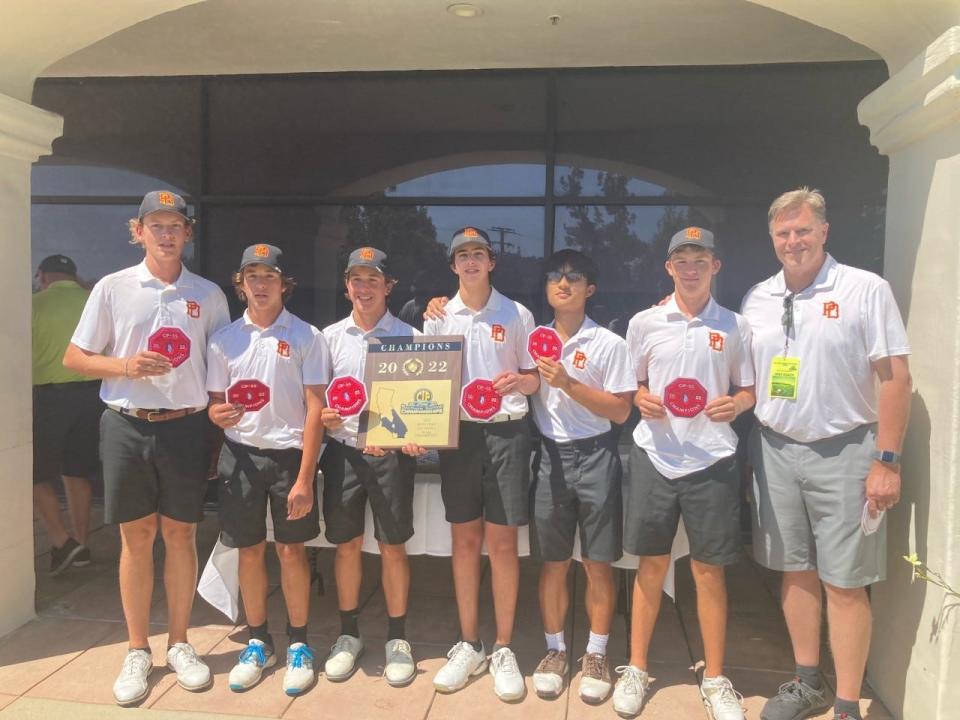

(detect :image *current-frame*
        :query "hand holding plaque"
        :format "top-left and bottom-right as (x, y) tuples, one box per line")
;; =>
(227, 379), (271, 411)
(663, 377), (707, 418)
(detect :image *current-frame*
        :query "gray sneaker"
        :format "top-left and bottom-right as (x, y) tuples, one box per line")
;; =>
(761, 677), (830, 720)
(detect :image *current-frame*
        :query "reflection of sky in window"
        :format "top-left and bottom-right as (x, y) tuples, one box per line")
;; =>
(385, 164), (545, 197)
(32, 165), (187, 197)
(555, 205), (681, 247)
(554, 166), (668, 197)
(425, 206), (544, 258)
(31, 205), (194, 285)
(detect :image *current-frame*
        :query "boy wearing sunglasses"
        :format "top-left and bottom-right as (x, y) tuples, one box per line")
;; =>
(614, 228), (755, 719)
(528, 250), (636, 704)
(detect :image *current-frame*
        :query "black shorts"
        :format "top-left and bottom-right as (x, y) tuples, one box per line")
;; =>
(100, 408), (210, 525)
(217, 439), (320, 548)
(438, 419), (532, 526)
(623, 445), (741, 566)
(531, 433), (623, 563)
(319, 438), (416, 545)
(32, 381), (102, 485)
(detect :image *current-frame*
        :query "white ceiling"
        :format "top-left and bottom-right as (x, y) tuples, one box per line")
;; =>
(41, 0), (877, 79)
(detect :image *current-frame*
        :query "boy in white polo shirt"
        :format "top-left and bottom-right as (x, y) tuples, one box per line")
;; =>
(528, 250), (636, 704)
(319, 247), (419, 687)
(423, 227), (539, 701)
(613, 228), (755, 720)
(206, 244), (328, 696)
(64, 191), (230, 705)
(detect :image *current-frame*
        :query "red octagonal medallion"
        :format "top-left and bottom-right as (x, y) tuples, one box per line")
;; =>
(148, 326), (191, 368)
(527, 326), (563, 363)
(326, 375), (368, 417)
(664, 377), (708, 418)
(227, 379), (271, 412)
(460, 378), (503, 420)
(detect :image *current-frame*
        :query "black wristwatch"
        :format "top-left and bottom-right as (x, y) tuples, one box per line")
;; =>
(872, 449), (901, 465)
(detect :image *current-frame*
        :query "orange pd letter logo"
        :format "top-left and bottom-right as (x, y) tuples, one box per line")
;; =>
(186, 300), (200, 319)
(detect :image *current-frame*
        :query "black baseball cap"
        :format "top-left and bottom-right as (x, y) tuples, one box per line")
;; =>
(239, 244), (284, 273)
(138, 190), (192, 222)
(37, 254), (77, 275)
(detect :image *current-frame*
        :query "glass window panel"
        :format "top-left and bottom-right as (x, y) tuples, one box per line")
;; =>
(32, 164), (188, 198)
(31, 204), (195, 288)
(382, 163), (545, 198)
(32, 78), (203, 196)
(207, 73), (546, 196)
(203, 204), (545, 329)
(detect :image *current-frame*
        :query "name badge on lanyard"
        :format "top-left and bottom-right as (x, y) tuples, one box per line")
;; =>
(769, 356), (800, 400)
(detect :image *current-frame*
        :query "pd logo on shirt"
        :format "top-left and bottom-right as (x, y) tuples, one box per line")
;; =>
(823, 301), (840, 319)
(573, 350), (587, 369)
(708, 332), (724, 352)
(491, 324), (506, 343)
(277, 340), (290, 358)
(186, 300), (200, 319)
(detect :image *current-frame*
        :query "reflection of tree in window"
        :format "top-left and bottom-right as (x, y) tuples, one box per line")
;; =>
(339, 205), (450, 321)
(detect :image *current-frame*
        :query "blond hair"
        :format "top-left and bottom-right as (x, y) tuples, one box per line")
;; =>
(127, 218), (142, 246)
(767, 187), (827, 227)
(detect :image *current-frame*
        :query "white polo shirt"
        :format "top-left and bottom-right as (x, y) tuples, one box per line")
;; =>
(207, 308), (330, 450)
(71, 260), (230, 409)
(323, 310), (417, 446)
(423, 287), (536, 420)
(627, 296), (754, 479)
(741, 254), (911, 443)
(531, 317), (637, 442)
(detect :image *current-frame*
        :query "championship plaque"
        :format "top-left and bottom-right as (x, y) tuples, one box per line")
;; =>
(527, 326), (563, 362)
(227, 379), (271, 411)
(663, 377), (707, 418)
(357, 335), (463, 449)
(148, 326), (191, 368)
(326, 376), (368, 417)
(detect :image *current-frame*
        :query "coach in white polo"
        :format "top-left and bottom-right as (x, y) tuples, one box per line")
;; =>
(64, 190), (230, 705)
(742, 188), (911, 720)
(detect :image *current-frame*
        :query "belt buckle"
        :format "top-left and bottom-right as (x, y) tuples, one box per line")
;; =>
(146, 409), (166, 422)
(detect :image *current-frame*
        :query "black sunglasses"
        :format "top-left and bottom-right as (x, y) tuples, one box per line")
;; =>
(782, 294), (795, 333)
(545, 270), (586, 284)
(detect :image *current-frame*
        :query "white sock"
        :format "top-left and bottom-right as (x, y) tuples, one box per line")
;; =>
(545, 631), (566, 652)
(586, 631), (608, 656)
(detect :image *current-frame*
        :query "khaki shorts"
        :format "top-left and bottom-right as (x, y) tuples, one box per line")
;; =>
(749, 423), (885, 588)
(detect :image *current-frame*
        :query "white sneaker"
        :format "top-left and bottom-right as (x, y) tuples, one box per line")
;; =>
(612, 665), (650, 717)
(228, 639), (276, 691)
(701, 675), (745, 720)
(384, 639), (416, 687)
(112, 648), (153, 706)
(325, 634), (364, 681)
(489, 646), (525, 702)
(433, 641), (488, 693)
(166, 642), (211, 691)
(283, 643), (316, 696)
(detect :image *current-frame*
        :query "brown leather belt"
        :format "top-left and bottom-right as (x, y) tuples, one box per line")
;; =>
(107, 404), (205, 422)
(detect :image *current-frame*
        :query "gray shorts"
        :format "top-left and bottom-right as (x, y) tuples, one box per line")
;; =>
(749, 422), (884, 588)
(438, 419), (531, 526)
(319, 438), (416, 545)
(624, 445), (741, 565)
(531, 433), (623, 563)
(217, 439), (320, 548)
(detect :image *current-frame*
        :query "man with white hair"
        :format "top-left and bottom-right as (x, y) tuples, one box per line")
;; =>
(741, 188), (912, 720)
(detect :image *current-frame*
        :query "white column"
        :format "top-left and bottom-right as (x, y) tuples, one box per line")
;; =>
(858, 25), (960, 719)
(0, 92), (63, 637)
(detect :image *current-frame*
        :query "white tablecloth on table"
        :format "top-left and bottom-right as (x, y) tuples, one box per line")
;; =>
(199, 471), (690, 622)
